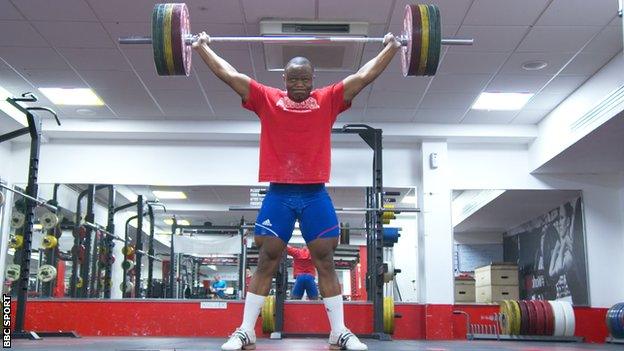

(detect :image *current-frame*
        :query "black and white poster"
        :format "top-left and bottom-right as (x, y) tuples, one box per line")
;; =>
(503, 196), (588, 305)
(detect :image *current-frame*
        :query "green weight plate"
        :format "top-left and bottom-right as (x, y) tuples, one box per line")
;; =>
(152, 4), (167, 76)
(426, 4), (441, 76)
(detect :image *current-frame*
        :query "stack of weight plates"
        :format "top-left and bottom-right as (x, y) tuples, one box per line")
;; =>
(606, 302), (624, 339)
(499, 300), (575, 337)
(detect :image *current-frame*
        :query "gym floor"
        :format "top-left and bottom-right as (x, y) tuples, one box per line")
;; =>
(11, 337), (624, 350)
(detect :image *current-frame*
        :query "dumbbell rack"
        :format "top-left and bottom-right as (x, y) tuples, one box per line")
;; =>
(1, 94), (78, 340)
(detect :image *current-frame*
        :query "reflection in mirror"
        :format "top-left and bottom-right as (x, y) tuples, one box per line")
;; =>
(3, 184), (418, 302)
(451, 189), (588, 305)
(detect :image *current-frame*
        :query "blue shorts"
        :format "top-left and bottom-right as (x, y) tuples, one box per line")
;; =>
(291, 273), (319, 299)
(254, 183), (340, 244)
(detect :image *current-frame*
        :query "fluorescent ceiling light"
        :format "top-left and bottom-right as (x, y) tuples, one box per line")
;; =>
(401, 195), (417, 204)
(164, 218), (190, 226)
(153, 190), (187, 200)
(38, 87), (104, 106)
(471, 92), (533, 111)
(0, 86), (27, 126)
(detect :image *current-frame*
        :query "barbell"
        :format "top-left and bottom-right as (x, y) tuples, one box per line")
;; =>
(118, 3), (473, 77)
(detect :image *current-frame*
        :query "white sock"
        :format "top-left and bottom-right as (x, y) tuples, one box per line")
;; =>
(240, 292), (266, 333)
(323, 294), (346, 334)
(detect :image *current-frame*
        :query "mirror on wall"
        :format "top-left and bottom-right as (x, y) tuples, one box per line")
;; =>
(451, 189), (588, 306)
(2, 183), (418, 302)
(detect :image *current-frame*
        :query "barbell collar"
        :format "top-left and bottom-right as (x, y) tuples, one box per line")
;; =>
(119, 35), (473, 47)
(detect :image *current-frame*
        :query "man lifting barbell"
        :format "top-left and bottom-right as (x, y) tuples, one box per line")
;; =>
(192, 25), (401, 350)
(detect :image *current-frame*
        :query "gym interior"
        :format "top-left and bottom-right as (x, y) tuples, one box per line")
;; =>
(0, 0), (623, 350)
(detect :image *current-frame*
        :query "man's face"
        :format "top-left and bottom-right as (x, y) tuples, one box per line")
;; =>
(284, 64), (314, 102)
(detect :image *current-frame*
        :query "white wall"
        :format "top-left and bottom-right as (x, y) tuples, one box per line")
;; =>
(9, 140), (420, 188)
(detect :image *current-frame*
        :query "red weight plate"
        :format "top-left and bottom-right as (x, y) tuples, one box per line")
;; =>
(180, 3), (191, 76)
(532, 300), (546, 335)
(400, 4), (421, 76)
(540, 300), (555, 336)
(526, 299), (537, 335)
(518, 300), (529, 335)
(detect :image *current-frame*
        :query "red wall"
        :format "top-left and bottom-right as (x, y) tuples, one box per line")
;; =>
(9, 300), (608, 342)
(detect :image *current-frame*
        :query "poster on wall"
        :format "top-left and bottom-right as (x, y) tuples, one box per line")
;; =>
(503, 196), (588, 305)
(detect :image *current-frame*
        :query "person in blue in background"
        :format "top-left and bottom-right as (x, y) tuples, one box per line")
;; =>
(212, 275), (227, 299)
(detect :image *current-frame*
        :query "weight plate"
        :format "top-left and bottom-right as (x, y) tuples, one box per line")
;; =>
(181, 3), (192, 76)
(9, 235), (24, 249)
(425, 4), (436, 76)
(518, 300), (529, 335)
(163, 4), (175, 75)
(532, 300), (546, 335)
(417, 4), (429, 75)
(261, 295), (275, 334)
(560, 301), (575, 337)
(510, 300), (521, 335)
(383, 297), (395, 334)
(427, 4), (441, 75)
(611, 303), (624, 339)
(171, 4), (184, 75)
(526, 299), (537, 335)
(40, 211), (59, 230)
(76, 277), (84, 288)
(549, 300), (566, 337)
(37, 264), (57, 282)
(540, 300), (555, 336)
(41, 235), (58, 249)
(400, 4), (421, 76)
(152, 4), (167, 76)
(499, 300), (512, 335)
(11, 212), (25, 229)
(5, 264), (20, 282)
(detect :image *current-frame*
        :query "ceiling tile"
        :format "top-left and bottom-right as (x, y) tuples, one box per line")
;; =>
(79, 70), (145, 91)
(370, 73), (431, 93)
(318, 0), (393, 23)
(96, 88), (163, 118)
(153, 89), (212, 117)
(208, 90), (246, 111)
(560, 51), (618, 76)
(438, 52), (509, 74)
(364, 107), (415, 122)
(31, 21), (115, 48)
(0, 47), (70, 70)
(462, 110), (517, 124)
(186, 0), (244, 24)
(195, 69), (253, 92)
(102, 21), (151, 44)
(486, 74), (552, 93)
(582, 25), (623, 55)
(450, 26), (528, 53)
(390, 0), (473, 28)
(540, 75), (587, 95)
(138, 69), (202, 91)
(0, 21), (48, 47)
(428, 74), (491, 93)
(367, 90), (421, 109)
(13, 0), (97, 21)
(464, 0), (550, 26)
(20, 69), (85, 88)
(511, 109), (549, 124)
(500, 52), (574, 75)
(0, 69), (36, 94)
(0, 1), (23, 20)
(522, 93), (568, 111)
(420, 92), (479, 110)
(536, 0), (617, 26)
(610, 16), (622, 26)
(212, 110), (257, 120)
(242, 0), (315, 23)
(59, 48), (131, 71)
(517, 26), (601, 53)
(119, 47), (157, 72)
(413, 109), (464, 123)
(87, 0), (159, 22)
(56, 105), (116, 119)
(193, 49), (254, 74)
(346, 86), (370, 109)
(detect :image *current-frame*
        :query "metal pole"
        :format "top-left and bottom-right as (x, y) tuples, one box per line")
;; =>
(135, 196), (144, 298)
(118, 35), (474, 46)
(80, 185), (95, 298)
(147, 205), (155, 298)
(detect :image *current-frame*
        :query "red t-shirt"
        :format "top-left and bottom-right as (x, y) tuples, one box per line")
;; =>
(287, 246), (316, 278)
(242, 80), (351, 183)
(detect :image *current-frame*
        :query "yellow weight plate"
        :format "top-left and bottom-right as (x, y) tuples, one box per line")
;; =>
(261, 295), (275, 333)
(383, 297), (395, 334)
(510, 300), (521, 335)
(163, 4), (175, 75)
(499, 300), (511, 335)
(417, 5), (429, 75)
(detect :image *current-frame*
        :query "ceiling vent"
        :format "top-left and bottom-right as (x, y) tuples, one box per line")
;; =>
(259, 20), (369, 72)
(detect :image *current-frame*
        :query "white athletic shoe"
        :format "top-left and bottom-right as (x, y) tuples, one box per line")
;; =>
(329, 329), (368, 350)
(221, 328), (256, 350)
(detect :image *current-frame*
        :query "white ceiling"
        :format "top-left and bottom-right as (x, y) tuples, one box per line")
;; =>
(453, 189), (581, 234)
(0, 0), (621, 132)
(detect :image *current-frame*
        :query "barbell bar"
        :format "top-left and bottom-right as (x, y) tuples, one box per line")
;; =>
(0, 183), (58, 212)
(230, 205), (420, 213)
(82, 221), (163, 262)
(118, 3), (473, 77)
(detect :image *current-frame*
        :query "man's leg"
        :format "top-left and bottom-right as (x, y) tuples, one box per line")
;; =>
(291, 275), (305, 300)
(307, 238), (344, 329)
